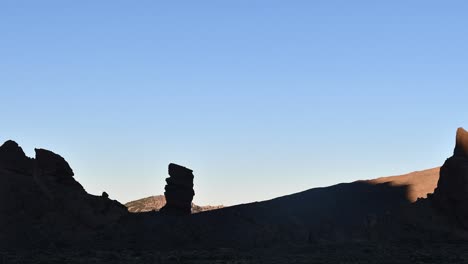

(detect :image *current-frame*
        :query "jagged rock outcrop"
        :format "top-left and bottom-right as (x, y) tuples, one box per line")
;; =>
(0, 140), (128, 248)
(34, 148), (85, 198)
(433, 127), (468, 228)
(160, 163), (195, 215)
(33, 148), (127, 227)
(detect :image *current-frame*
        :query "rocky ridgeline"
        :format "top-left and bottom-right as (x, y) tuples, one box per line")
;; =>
(160, 163), (195, 215)
(433, 127), (468, 228)
(0, 140), (128, 248)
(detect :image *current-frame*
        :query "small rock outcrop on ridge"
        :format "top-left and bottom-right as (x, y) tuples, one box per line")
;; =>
(160, 163), (195, 215)
(433, 127), (468, 228)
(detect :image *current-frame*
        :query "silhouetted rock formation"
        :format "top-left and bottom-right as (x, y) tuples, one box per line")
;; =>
(433, 127), (468, 228)
(160, 163), (195, 215)
(0, 140), (127, 248)
(33, 148), (127, 227)
(34, 148), (85, 196)
(0, 140), (33, 174)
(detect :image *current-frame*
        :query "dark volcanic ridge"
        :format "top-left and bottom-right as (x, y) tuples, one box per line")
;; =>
(2, 127), (468, 251)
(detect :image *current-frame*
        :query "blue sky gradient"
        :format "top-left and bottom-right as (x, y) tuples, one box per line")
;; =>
(1, 1), (467, 205)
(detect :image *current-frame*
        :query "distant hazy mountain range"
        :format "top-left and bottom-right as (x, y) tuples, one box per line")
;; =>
(125, 195), (224, 213)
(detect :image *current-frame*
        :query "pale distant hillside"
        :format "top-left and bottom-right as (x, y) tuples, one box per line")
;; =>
(125, 195), (223, 213)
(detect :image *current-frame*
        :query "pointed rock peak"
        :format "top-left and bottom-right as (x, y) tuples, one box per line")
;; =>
(454, 127), (468, 158)
(35, 148), (74, 178)
(0, 140), (26, 156)
(1, 140), (19, 147)
(0, 140), (33, 174)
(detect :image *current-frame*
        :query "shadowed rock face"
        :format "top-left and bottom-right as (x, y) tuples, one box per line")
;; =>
(160, 163), (195, 215)
(433, 127), (468, 228)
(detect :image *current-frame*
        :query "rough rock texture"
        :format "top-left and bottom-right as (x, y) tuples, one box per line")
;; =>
(160, 163), (195, 215)
(433, 127), (468, 228)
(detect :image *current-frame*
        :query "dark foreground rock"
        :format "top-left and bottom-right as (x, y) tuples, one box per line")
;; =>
(0, 140), (127, 249)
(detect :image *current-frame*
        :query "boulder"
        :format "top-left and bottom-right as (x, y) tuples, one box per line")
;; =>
(160, 163), (195, 215)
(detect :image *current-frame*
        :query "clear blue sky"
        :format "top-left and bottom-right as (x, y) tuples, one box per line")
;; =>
(1, 1), (467, 206)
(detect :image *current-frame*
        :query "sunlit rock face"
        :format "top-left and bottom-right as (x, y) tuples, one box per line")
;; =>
(160, 163), (195, 215)
(433, 127), (468, 228)
(454, 127), (468, 158)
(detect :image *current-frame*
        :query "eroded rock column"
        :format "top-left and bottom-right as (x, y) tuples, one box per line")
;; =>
(160, 163), (195, 215)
